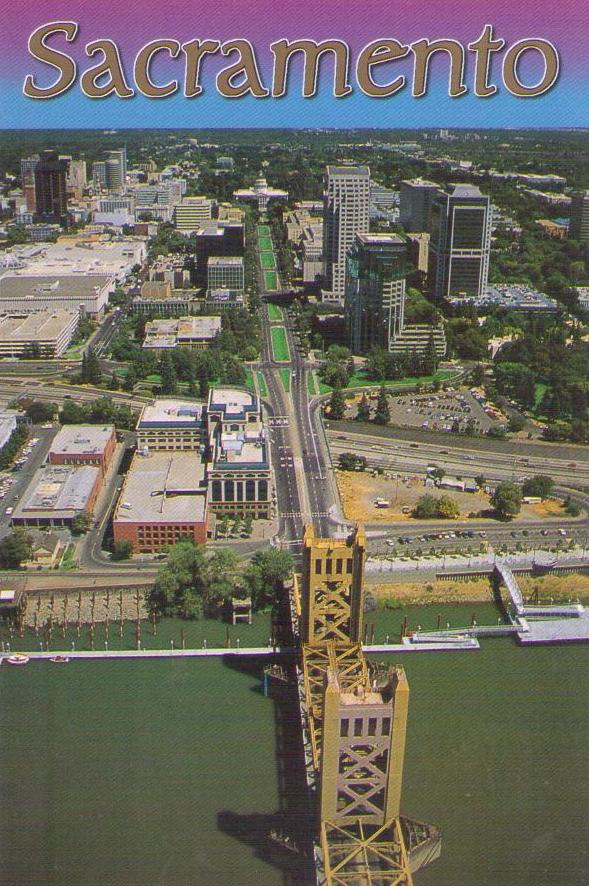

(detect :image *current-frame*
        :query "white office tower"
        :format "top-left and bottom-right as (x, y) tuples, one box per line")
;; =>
(105, 148), (127, 191)
(323, 165), (370, 303)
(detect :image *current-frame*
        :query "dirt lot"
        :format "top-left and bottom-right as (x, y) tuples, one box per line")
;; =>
(366, 571), (589, 605)
(367, 576), (495, 604)
(336, 470), (570, 523)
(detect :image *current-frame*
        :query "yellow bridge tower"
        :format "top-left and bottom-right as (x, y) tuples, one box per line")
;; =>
(296, 524), (441, 885)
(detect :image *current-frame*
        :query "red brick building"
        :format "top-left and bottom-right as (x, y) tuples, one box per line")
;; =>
(49, 425), (116, 478)
(112, 452), (208, 553)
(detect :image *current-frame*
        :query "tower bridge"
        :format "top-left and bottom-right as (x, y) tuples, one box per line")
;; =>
(292, 524), (441, 885)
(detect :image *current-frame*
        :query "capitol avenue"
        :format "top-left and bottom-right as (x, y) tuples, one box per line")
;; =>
(24, 23), (560, 102)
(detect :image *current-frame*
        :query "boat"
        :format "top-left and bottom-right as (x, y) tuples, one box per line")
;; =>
(6, 653), (30, 665)
(49, 655), (70, 664)
(269, 829), (300, 854)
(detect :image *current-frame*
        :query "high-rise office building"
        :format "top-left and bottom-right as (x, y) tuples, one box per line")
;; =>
(63, 157), (87, 200)
(92, 161), (107, 189)
(323, 165), (370, 302)
(345, 233), (407, 355)
(104, 148), (127, 190)
(399, 179), (441, 232)
(174, 196), (213, 232)
(21, 155), (39, 212)
(34, 150), (68, 221)
(569, 191), (589, 244)
(195, 223), (244, 286)
(428, 184), (491, 302)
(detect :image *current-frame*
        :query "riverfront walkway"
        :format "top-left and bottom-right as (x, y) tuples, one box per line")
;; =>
(1, 639), (483, 662)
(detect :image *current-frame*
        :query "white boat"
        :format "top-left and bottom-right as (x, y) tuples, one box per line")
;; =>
(49, 656), (70, 664)
(6, 653), (30, 665)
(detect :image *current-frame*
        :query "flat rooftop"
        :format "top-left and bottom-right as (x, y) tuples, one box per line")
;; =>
(143, 316), (222, 344)
(115, 452), (207, 524)
(50, 425), (114, 456)
(356, 233), (405, 245)
(0, 310), (77, 342)
(13, 465), (99, 518)
(0, 238), (145, 277)
(207, 256), (244, 267)
(326, 165), (370, 176)
(0, 275), (111, 300)
(216, 430), (268, 466)
(209, 387), (257, 417)
(138, 399), (204, 428)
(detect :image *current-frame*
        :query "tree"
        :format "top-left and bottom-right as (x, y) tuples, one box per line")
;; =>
(60, 400), (86, 424)
(356, 394), (371, 422)
(81, 347), (102, 385)
(508, 415), (526, 433)
(522, 475), (554, 500)
(338, 453), (367, 472)
(328, 386), (346, 420)
(25, 401), (56, 424)
(159, 351), (177, 395)
(436, 496), (460, 519)
(373, 386), (390, 425)
(112, 539), (133, 561)
(0, 530), (33, 568)
(149, 541), (239, 619)
(244, 548), (294, 609)
(413, 494), (459, 519)
(413, 495), (439, 519)
(491, 481), (522, 520)
(71, 511), (93, 535)
(199, 364), (210, 400)
(108, 371), (120, 391)
(123, 365), (138, 392)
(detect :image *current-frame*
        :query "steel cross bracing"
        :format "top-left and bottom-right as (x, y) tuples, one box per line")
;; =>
(320, 818), (413, 886)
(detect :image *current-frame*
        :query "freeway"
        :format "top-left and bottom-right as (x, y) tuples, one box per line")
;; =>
(326, 427), (589, 487)
(0, 378), (152, 411)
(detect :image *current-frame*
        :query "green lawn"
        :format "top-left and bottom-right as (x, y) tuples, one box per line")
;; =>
(260, 252), (276, 270)
(257, 372), (268, 398)
(534, 383), (548, 408)
(318, 369), (460, 393)
(257, 224), (271, 236)
(307, 372), (318, 395)
(279, 369), (291, 393)
(258, 236), (273, 251)
(264, 270), (279, 291)
(271, 326), (290, 362)
(267, 303), (283, 321)
(245, 369), (254, 392)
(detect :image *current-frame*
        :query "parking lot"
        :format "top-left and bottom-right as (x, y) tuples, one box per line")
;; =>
(383, 387), (504, 434)
(0, 425), (57, 538)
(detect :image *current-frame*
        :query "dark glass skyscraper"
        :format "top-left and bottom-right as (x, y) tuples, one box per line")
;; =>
(428, 185), (491, 302)
(34, 150), (68, 221)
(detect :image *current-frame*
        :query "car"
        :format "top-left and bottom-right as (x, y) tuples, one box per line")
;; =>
(5, 507), (13, 515)
(558, 529), (567, 536)
(541, 529), (550, 536)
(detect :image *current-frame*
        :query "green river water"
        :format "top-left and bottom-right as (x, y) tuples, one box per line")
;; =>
(1, 603), (588, 886)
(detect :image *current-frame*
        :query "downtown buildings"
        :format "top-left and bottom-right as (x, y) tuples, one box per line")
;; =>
(428, 184), (492, 302)
(323, 165), (371, 303)
(113, 389), (273, 553)
(569, 191), (589, 244)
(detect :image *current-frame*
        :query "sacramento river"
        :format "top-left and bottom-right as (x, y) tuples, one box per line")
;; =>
(1, 604), (588, 885)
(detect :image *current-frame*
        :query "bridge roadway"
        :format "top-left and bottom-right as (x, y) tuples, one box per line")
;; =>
(260, 301), (341, 543)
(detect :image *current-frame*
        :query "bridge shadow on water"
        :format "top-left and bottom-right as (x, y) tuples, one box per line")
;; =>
(217, 599), (317, 886)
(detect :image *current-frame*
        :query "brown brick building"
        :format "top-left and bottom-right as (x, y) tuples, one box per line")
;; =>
(49, 425), (116, 478)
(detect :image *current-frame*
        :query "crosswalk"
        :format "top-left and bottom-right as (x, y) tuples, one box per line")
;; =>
(281, 512), (330, 518)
